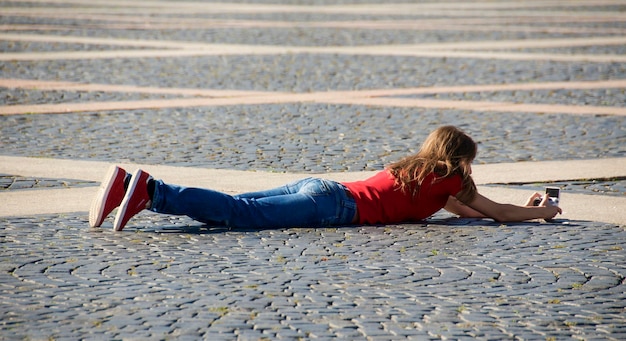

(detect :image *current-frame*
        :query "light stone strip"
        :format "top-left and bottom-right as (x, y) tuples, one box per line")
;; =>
(2, 23), (623, 36)
(0, 48), (294, 62)
(2, 44), (624, 63)
(322, 97), (626, 117)
(2, 78), (624, 96)
(0, 79), (282, 98)
(3, 0), (625, 16)
(0, 93), (622, 116)
(308, 79), (626, 96)
(431, 25), (626, 35)
(2, 94), (624, 117)
(0, 96), (295, 115)
(5, 15), (626, 26)
(0, 155), (624, 224)
(0, 33), (234, 49)
(3, 33), (625, 52)
(0, 21), (626, 35)
(325, 49), (626, 63)
(4, 12), (626, 25)
(392, 36), (626, 51)
(2, 18), (625, 36)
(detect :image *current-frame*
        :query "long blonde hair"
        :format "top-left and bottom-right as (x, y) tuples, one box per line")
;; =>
(388, 125), (477, 203)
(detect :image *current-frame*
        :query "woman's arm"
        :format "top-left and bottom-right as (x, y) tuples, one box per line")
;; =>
(460, 192), (562, 222)
(444, 196), (486, 218)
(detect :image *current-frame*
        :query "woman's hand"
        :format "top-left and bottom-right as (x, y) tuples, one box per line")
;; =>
(542, 204), (562, 220)
(539, 193), (562, 219)
(523, 192), (562, 220)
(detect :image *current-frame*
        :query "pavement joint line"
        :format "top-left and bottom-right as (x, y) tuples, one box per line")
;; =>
(436, 25), (625, 35)
(0, 155), (624, 224)
(0, 32), (237, 50)
(3, 0), (625, 15)
(3, 32), (626, 51)
(0, 96), (306, 115)
(5, 15), (626, 26)
(2, 15), (626, 35)
(0, 78), (280, 97)
(309, 79), (626, 96)
(2, 78), (624, 96)
(393, 36), (626, 50)
(322, 97), (626, 116)
(0, 78), (283, 98)
(326, 49), (626, 63)
(1, 22), (625, 35)
(3, 46), (624, 63)
(7, 24), (625, 36)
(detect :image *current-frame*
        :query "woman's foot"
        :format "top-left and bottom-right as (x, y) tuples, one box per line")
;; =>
(113, 169), (152, 231)
(89, 165), (129, 228)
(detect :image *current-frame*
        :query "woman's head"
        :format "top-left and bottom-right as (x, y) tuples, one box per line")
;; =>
(419, 125), (477, 176)
(388, 125), (477, 202)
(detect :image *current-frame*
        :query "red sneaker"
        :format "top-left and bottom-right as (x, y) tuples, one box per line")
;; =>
(113, 169), (152, 231)
(89, 165), (128, 228)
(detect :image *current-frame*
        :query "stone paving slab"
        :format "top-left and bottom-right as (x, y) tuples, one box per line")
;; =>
(0, 173), (95, 190)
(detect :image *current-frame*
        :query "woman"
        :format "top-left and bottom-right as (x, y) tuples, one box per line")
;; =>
(89, 126), (561, 231)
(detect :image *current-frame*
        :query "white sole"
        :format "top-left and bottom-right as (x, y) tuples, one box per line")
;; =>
(88, 165), (120, 228)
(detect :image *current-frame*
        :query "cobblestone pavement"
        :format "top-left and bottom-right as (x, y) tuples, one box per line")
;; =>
(1, 0), (625, 340)
(1, 214), (625, 340)
(2, 105), (625, 172)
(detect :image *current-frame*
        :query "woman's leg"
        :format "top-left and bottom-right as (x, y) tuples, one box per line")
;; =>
(233, 178), (312, 200)
(150, 178), (356, 229)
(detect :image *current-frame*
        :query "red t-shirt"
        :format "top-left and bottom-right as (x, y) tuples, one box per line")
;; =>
(342, 170), (463, 224)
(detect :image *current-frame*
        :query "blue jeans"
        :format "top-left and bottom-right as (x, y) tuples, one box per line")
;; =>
(150, 178), (357, 229)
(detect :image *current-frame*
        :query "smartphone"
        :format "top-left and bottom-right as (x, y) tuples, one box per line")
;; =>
(533, 187), (560, 206)
(545, 187), (560, 206)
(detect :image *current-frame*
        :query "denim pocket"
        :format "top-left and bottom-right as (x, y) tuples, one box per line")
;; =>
(301, 178), (332, 197)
